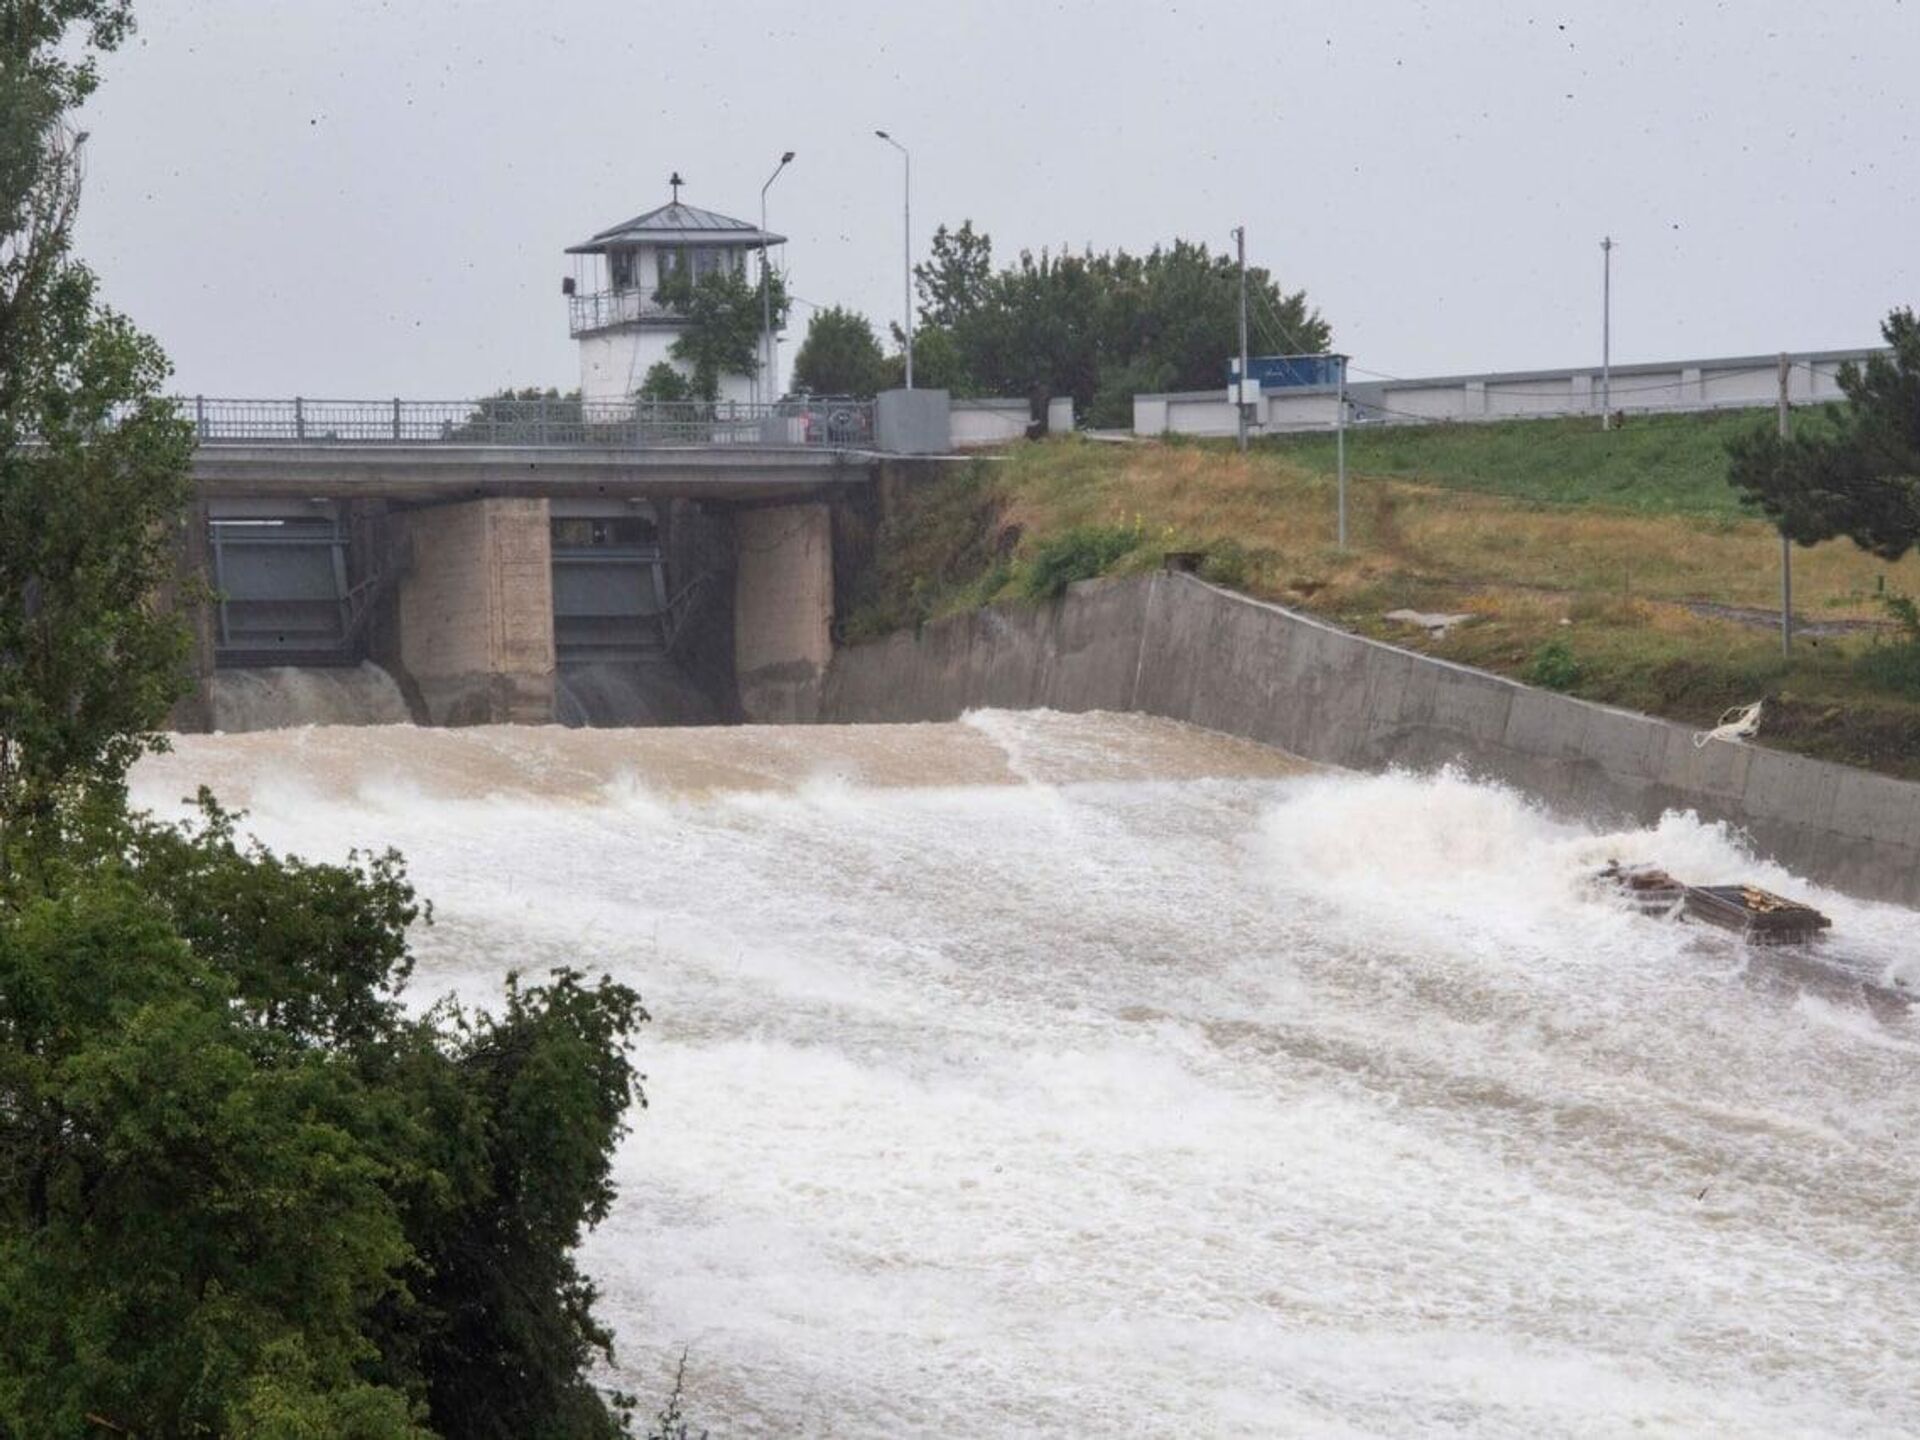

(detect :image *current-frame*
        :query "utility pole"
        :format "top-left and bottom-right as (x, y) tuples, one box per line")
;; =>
(1234, 225), (1249, 454)
(1600, 236), (1614, 430)
(875, 131), (912, 387)
(1336, 353), (1349, 548)
(760, 151), (794, 407)
(1779, 351), (1793, 658)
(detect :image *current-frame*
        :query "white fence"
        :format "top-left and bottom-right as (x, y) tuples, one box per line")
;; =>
(1133, 348), (1881, 439)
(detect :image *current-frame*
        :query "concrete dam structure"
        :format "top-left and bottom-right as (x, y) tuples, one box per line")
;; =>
(185, 492), (841, 730)
(173, 401), (1919, 907)
(171, 393), (945, 731)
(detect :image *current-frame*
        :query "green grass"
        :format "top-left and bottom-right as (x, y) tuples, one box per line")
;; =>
(1262, 408), (1804, 516)
(838, 432), (1920, 779)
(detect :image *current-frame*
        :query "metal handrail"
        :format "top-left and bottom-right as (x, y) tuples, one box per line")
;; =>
(172, 396), (875, 450)
(567, 289), (683, 336)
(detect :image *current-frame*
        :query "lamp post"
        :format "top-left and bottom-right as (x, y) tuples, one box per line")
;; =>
(1600, 235), (1614, 430)
(760, 150), (794, 406)
(1233, 225), (1248, 453)
(875, 130), (912, 388)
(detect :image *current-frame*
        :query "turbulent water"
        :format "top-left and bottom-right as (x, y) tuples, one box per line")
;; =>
(210, 663), (413, 731)
(131, 713), (1920, 1438)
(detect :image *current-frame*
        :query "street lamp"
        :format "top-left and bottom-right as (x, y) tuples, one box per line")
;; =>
(760, 150), (794, 405)
(874, 130), (912, 389)
(1600, 235), (1614, 430)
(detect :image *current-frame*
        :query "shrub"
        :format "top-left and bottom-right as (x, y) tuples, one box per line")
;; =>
(1855, 589), (1920, 699)
(1020, 523), (1140, 600)
(1525, 639), (1583, 691)
(638, 361), (694, 403)
(0, 798), (648, 1437)
(1857, 643), (1920, 698)
(1883, 588), (1920, 642)
(1197, 539), (1262, 591)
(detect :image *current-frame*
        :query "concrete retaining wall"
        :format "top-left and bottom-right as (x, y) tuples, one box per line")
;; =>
(823, 572), (1920, 906)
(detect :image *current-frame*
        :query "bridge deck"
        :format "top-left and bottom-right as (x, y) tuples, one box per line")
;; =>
(190, 442), (877, 501)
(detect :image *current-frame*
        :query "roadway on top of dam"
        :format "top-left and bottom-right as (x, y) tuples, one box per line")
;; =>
(191, 440), (883, 501)
(182, 396), (892, 501)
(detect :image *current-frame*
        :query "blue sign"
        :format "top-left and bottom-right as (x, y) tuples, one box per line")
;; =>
(1227, 355), (1342, 389)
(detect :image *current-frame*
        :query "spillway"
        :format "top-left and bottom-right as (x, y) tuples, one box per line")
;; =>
(209, 662), (413, 731)
(130, 713), (1920, 1437)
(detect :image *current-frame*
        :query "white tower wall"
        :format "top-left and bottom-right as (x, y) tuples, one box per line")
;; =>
(578, 327), (774, 409)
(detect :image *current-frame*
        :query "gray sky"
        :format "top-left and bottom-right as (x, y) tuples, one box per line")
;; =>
(76, 0), (1919, 398)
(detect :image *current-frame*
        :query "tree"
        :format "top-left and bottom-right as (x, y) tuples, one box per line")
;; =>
(904, 225), (1331, 427)
(0, 799), (649, 1437)
(445, 386), (582, 442)
(880, 322), (970, 393)
(792, 306), (887, 397)
(1727, 308), (1920, 560)
(0, 7), (654, 1434)
(914, 221), (992, 329)
(1, 0), (194, 841)
(653, 264), (787, 401)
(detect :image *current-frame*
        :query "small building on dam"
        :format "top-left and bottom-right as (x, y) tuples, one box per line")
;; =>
(175, 178), (956, 732)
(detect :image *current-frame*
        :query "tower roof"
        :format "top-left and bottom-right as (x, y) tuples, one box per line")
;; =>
(567, 200), (784, 254)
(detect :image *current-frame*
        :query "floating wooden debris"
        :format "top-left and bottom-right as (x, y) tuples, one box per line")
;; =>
(1598, 862), (1685, 915)
(1598, 861), (1832, 945)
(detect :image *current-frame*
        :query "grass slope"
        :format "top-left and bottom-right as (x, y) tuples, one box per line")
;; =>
(846, 421), (1920, 779)
(1263, 407), (1800, 515)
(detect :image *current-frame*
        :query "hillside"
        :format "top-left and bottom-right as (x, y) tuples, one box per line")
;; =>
(844, 412), (1920, 779)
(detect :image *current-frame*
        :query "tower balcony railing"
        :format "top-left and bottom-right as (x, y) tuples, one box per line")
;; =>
(567, 288), (686, 336)
(172, 396), (876, 450)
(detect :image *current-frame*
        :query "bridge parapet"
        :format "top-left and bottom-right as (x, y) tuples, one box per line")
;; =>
(176, 395), (875, 450)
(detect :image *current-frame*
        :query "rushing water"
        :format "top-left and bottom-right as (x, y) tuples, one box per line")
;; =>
(131, 713), (1919, 1438)
(210, 663), (413, 731)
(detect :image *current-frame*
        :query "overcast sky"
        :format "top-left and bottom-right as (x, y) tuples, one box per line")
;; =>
(73, 0), (1918, 398)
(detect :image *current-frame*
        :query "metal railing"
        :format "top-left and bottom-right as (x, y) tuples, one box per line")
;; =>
(176, 396), (875, 450)
(568, 289), (682, 336)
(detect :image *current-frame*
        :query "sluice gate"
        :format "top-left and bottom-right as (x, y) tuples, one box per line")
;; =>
(549, 501), (671, 666)
(208, 500), (361, 667)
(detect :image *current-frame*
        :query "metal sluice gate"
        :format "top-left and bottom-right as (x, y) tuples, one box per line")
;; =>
(208, 499), (695, 673)
(208, 500), (361, 667)
(549, 501), (672, 666)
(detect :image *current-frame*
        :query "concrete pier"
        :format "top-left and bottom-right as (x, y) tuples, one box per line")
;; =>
(732, 502), (834, 723)
(397, 498), (556, 725)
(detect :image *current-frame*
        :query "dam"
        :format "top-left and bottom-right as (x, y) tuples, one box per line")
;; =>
(173, 389), (952, 731)
(131, 713), (1920, 1437)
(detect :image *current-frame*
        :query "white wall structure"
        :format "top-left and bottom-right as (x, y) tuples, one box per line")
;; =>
(1134, 348), (1882, 439)
(949, 396), (1076, 449)
(566, 186), (783, 409)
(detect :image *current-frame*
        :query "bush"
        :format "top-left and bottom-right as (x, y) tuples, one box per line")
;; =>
(1020, 523), (1140, 599)
(0, 797), (648, 1438)
(1196, 539), (1262, 591)
(1857, 642), (1920, 698)
(1525, 638), (1583, 691)
(1855, 589), (1920, 699)
(1883, 588), (1920, 642)
(638, 361), (694, 403)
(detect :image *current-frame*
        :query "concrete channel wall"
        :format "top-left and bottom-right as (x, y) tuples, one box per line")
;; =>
(822, 572), (1920, 907)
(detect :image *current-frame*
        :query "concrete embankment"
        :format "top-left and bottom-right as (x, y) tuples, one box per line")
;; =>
(822, 571), (1920, 906)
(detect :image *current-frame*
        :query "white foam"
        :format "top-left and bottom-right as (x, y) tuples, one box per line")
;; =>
(129, 722), (1920, 1436)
